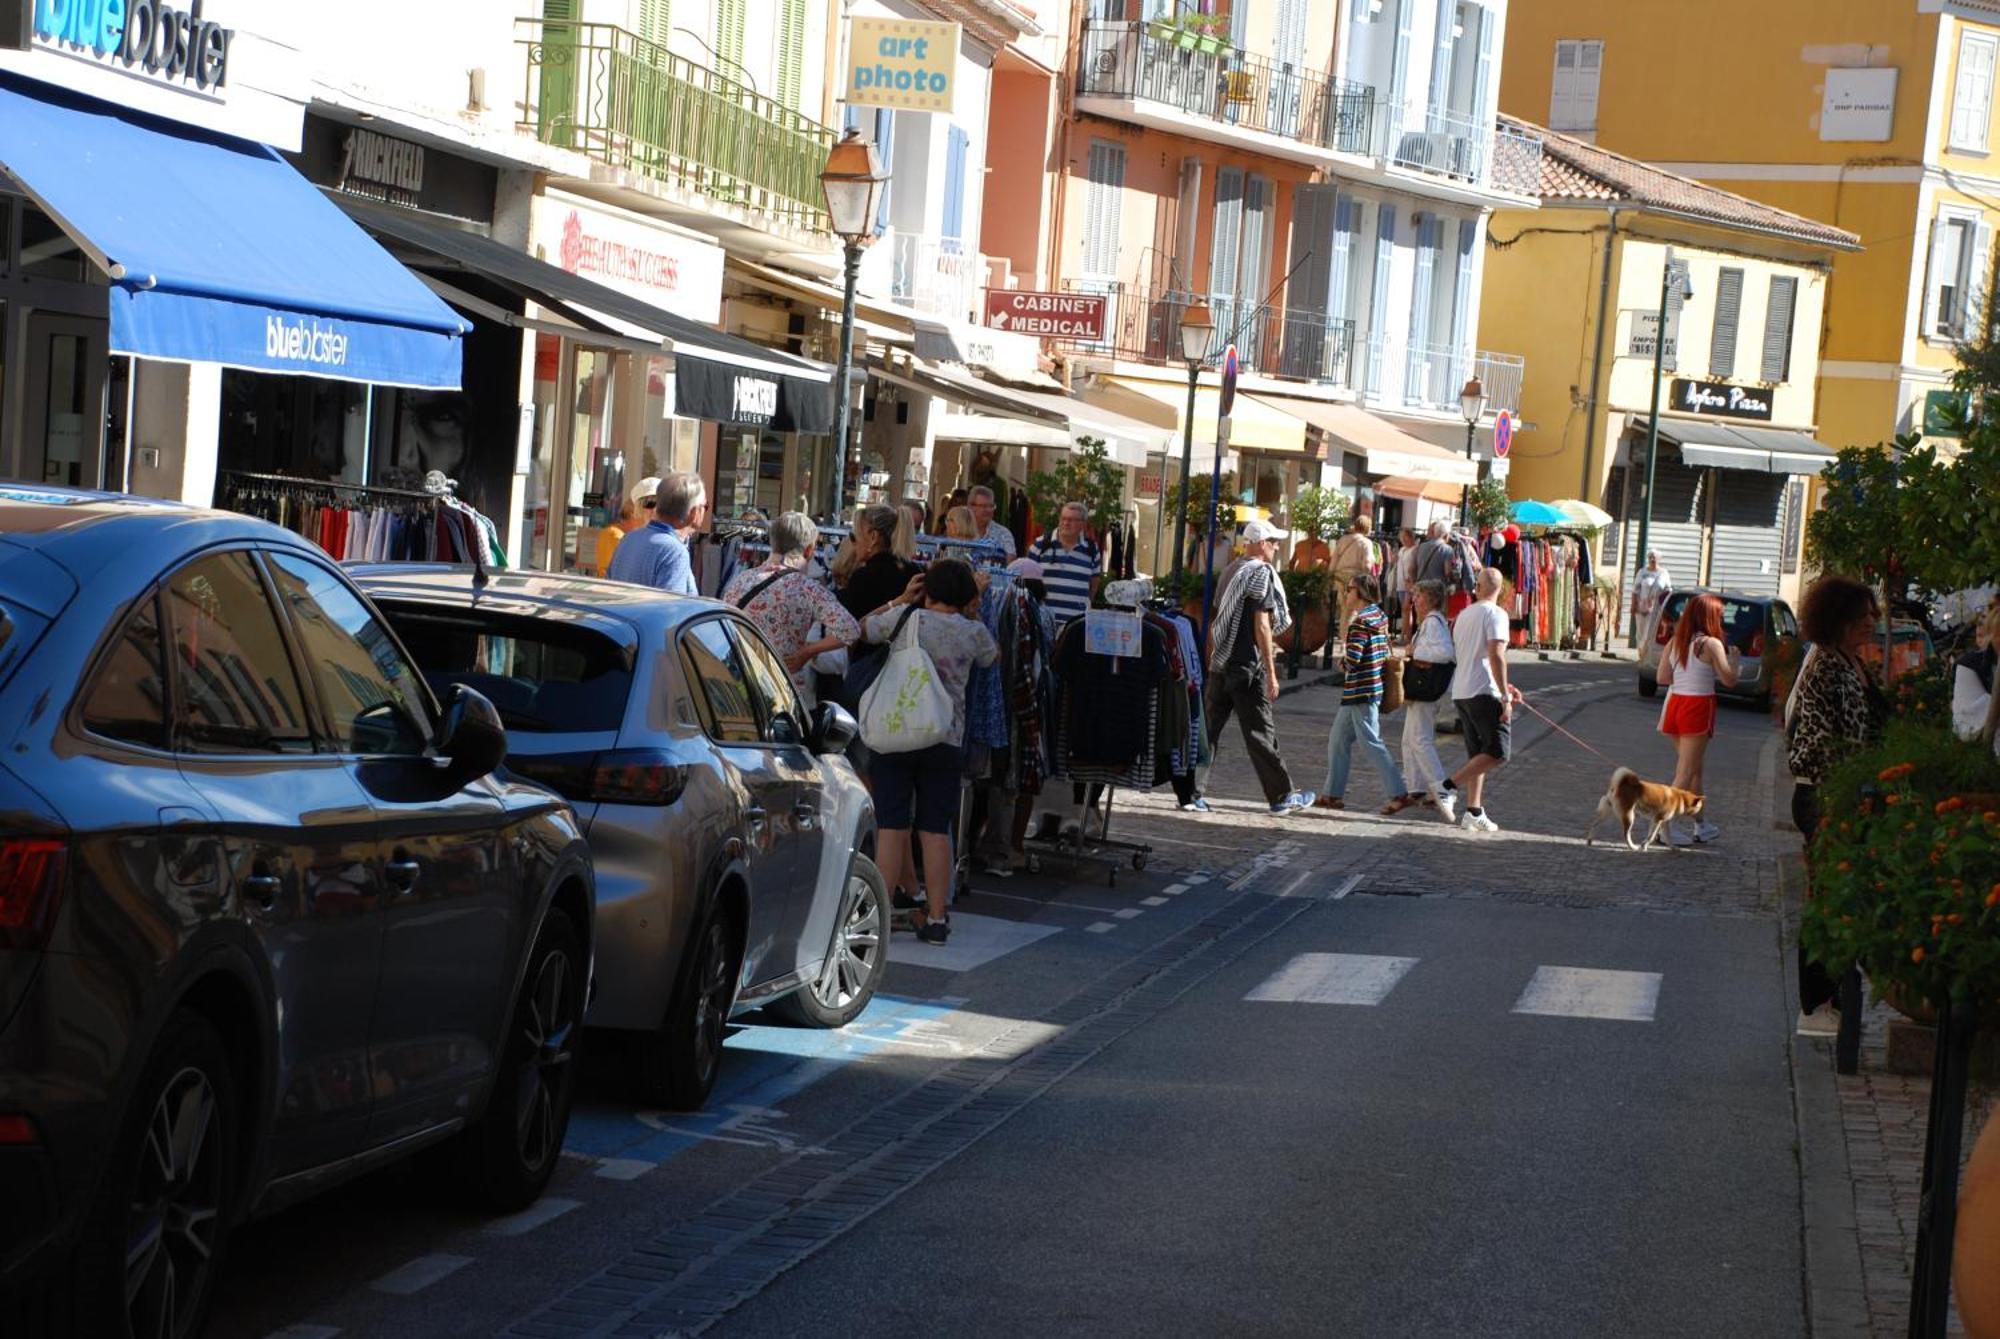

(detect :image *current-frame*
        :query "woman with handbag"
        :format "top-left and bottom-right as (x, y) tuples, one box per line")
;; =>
(858, 558), (998, 946)
(1399, 579), (1456, 811)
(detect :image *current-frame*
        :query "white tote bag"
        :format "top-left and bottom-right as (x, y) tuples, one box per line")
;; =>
(858, 610), (955, 753)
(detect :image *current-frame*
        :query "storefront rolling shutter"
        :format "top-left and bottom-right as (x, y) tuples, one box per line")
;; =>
(1708, 471), (1785, 596)
(1623, 458), (1705, 596)
(1761, 275), (1797, 383)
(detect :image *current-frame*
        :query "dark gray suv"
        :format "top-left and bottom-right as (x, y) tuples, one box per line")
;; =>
(0, 489), (594, 1339)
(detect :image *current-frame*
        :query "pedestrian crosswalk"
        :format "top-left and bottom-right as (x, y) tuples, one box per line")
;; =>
(1244, 953), (1664, 1021)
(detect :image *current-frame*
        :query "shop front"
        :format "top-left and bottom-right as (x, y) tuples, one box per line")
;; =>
(1247, 396), (1477, 536)
(0, 47), (467, 506)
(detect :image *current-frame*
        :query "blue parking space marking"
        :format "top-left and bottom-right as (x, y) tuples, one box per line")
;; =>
(565, 994), (962, 1169)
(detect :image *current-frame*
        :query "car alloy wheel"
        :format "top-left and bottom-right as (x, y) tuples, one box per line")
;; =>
(126, 1066), (224, 1339)
(811, 868), (884, 1012)
(513, 942), (578, 1175)
(690, 914), (733, 1087)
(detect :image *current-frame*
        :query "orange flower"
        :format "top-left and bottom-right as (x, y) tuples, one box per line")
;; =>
(1948, 913), (1963, 925)
(1879, 762), (1917, 782)
(1837, 860), (1853, 873)
(1886, 794), (1903, 807)
(1912, 946), (1927, 964)
(1989, 887), (2000, 908)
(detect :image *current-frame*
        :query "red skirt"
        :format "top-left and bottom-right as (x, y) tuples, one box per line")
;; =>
(1659, 692), (1717, 738)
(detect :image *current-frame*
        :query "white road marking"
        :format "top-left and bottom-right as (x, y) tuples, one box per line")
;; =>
(1512, 966), (1662, 1022)
(1329, 873), (1363, 901)
(1183, 873), (1211, 884)
(1161, 883), (1190, 895)
(1244, 953), (1419, 1006)
(1112, 908), (1144, 919)
(371, 1254), (473, 1296)
(1275, 869), (1314, 898)
(1086, 921), (1117, 934)
(1140, 896), (1169, 906)
(265, 1326), (341, 1339)
(595, 1158), (654, 1181)
(967, 888), (1122, 915)
(887, 911), (1062, 971)
(484, 1197), (582, 1237)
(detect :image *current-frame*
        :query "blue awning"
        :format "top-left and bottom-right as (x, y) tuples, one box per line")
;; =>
(0, 75), (467, 390)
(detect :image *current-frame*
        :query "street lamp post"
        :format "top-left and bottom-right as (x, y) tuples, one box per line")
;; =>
(819, 129), (888, 520)
(1168, 301), (1215, 588)
(1633, 246), (1691, 635)
(1457, 374), (1486, 524)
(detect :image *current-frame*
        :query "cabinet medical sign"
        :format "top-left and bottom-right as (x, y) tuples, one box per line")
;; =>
(845, 17), (957, 113)
(984, 290), (1106, 340)
(31, 0), (233, 90)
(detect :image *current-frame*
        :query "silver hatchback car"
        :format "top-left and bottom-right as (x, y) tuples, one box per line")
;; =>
(353, 566), (885, 1110)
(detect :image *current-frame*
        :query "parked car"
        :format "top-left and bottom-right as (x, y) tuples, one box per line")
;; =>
(351, 565), (886, 1111)
(1638, 587), (1799, 706)
(0, 488), (594, 1338)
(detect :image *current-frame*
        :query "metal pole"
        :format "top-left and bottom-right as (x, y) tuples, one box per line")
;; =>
(1633, 247), (1674, 635)
(1459, 417), (1475, 524)
(828, 240), (862, 519)
(1170, 358), (1198, 588)
(1200, 417), (1231, 647)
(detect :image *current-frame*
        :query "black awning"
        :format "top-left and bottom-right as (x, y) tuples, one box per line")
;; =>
(338, 198), (832, 433)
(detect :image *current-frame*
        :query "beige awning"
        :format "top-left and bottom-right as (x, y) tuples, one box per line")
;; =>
(1087, 376), (1313, 454)
(1247, 394), (1479, 484)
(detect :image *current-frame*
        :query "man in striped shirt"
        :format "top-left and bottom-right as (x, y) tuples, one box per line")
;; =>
(1028, 501), (1101, 625)
(1317, 574), (1416, 815)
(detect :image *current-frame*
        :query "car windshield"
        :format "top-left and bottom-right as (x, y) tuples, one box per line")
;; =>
(380, 607), (632, 734)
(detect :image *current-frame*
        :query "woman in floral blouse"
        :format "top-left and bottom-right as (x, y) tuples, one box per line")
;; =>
(721, 512), (859, 708)
(1785, 574), (1888, 1037)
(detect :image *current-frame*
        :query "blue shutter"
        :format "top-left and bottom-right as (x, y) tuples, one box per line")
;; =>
(873, 109), (896, 234)
(942, 125), (969, 248)
(1367, 204), (1397, 392)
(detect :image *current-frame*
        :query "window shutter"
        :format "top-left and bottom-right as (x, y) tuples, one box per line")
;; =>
(1367, 204), (1398, 392)
(1289, 183), (1337, 315)
(775, 0), (805, 109)
(1761, 274), (1798, 383)
(714, 0), (746, 71)
(1575, 40), (1602, 131)
(1953, 35), (1996, 149)
(1406, 216), (1440, 400)
(1427, 0), (1457, 114)
(1174, 157), (1204, 292)
(1663, 257), (1689, 373)
(1329, 197), (1357, 321)
(873, 110), (897, 234)
(636, 0), (669, 46)
(1709, 267), (1743, 379)
(1967, 222), (1994, 339)
(1275, 0), (1308, 65)
(1550, 41), (1576, 128)
(942, 126), (969, 246)
(1209, 166), (1246, 309)
(1387, 0), (1416, 124)
(1084, 139), (1125, 278)
(1240, 174), (1273, 311)
(1923, 218), (1948, 336)
(1450, 216), (1478, 355)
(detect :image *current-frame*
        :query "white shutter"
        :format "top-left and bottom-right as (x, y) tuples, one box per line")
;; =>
(1550, 41), (1577, 128)
(1275, 0), (1308, 64)
(1710, 267), (1744, 379)
(1240, 175), (1273, 310)
(1210, 167), (1246, 318)
(1550, 38), (1601, 132)
(1427, 0), (1457, 115)
(1083, 140), (1125, 279)
(1387, 0), (1416, 127)
(1450, 217), (1478, 354)
(1367, 204), (1398, 392)
(1575, 40), (1602, 131)
(1761, 275), (1798, 383)
(1329, 198), (1357, 321)
(1923, 218), (1949, 338)
(1967, 222), (1994, 339)
(1953, 34), (1997, 150)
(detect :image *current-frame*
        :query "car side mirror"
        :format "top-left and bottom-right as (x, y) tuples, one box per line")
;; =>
(438, 684), (508, 780)
(809, 701), (859, 756)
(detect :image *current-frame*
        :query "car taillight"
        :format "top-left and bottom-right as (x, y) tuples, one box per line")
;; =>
(510, 751), (689, 806)
(0, 1115), (39, 1145)
(0, 838), (67, 950)
(1655, 617), (1674, 644)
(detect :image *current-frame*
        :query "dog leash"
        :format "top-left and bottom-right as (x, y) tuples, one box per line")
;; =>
(1515, 695), (1622, 766)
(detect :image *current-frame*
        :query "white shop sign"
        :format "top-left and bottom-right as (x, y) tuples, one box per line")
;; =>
(531, 191), (725, 326)
(1821, 67), (1897, 143)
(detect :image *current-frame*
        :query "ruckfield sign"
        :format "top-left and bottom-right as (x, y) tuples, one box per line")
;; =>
(845, 16), (958, 113)
(984, 290), (1107, 340)
(1670, 377), (1775, 422)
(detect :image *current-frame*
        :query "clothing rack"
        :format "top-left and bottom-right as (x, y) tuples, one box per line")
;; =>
(219, 468), (442, 504)
(218, 468), (497, 586)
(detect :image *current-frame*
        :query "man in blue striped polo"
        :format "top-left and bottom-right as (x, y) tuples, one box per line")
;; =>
(1317, 573), (1414, 814)
(1028, 501), (1100, 625)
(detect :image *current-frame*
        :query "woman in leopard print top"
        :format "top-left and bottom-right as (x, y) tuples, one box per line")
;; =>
(1787, 575), (1888, 1034)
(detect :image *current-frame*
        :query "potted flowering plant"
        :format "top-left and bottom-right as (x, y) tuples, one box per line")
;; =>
(1800, 722), (2000, 1022)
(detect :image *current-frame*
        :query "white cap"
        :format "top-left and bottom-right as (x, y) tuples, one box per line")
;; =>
(1241, 518), (1288, 542)
(630, 476), (663, 507)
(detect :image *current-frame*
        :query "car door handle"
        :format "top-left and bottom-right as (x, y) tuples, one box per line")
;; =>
(240, 874), (281, 909)
(792, 803), (819, 831)
(385, 853), (421, 894)
(745, 805), (769, 834)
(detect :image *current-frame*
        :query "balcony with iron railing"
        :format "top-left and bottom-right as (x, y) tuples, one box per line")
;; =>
(1056, 280), (1357, 388)
(1076, 20), (1377, 158)
(1373, 102), (1545, 195)
(518, 18), (834, 233)
(1365, 335), (1524, 417)
(891, 232), (980, 324)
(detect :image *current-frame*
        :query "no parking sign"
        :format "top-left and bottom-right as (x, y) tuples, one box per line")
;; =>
(1493, 409), (1514, 458)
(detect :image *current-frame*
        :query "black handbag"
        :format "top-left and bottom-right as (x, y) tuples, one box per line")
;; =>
(835, 605), (917, 711)
(1403, 659), (1453, 703)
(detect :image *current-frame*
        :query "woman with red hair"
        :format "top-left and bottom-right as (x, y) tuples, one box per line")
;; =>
(1655, 592), (1739, 844)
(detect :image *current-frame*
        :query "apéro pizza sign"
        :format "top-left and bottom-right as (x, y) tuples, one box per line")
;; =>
(984, 290), (1107, 340)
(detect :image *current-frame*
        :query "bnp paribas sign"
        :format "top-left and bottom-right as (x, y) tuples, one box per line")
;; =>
(31, 0), (234, 90)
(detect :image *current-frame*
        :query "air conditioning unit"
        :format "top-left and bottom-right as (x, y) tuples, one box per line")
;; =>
(1394, 132), (1452, 170)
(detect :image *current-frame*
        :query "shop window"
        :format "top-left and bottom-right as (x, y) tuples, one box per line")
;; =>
(19, 202), (89, 284)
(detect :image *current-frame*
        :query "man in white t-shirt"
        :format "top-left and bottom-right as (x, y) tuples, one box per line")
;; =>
(1435, 568), (1524, 832)
(1631, 551), (1672, 647)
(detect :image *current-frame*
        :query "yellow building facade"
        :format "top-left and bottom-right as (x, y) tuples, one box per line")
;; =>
(1500, 1), (1998, 460)
(1482, 122), (1858, 622)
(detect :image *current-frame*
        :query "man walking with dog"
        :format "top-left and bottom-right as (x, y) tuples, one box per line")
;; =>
(1436, 567), (1522, 832)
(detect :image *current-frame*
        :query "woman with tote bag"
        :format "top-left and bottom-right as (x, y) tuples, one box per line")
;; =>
(856, 558), (997, 946)
(1400, 579), (1456, 810)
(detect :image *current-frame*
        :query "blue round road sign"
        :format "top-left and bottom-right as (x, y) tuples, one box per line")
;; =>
(1493, 409), (1514, 458)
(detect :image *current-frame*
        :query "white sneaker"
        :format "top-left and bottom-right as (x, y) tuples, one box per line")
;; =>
(1463, 810), (1499, 833)
(1665, 822), (1696, 848)
(1694, 820), (1722, 843)
(1435, 789), (1459, 823)
(1797, 1003), (1839, 1037)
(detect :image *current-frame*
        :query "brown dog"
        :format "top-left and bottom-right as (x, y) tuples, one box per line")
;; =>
(1585, 767), (1706, 851)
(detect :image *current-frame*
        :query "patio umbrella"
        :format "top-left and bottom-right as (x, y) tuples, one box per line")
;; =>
(1550, 498), (1614, 528)
(1510, 499), (1569, 527)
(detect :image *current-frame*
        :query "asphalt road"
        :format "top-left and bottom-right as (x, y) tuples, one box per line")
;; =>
(206, 656), (1810, 1339)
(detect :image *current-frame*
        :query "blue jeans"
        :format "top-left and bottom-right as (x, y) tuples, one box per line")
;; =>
(1323, 701), (1407, 801)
